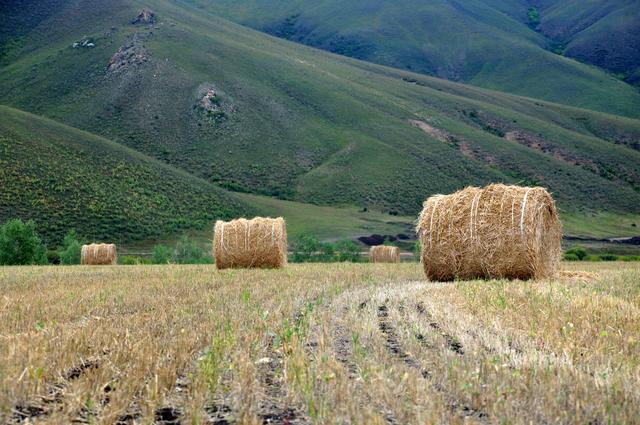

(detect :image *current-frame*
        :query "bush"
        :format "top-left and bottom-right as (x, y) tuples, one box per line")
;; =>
(620, 255), (640, 261)
(564, 246), (587, 260)
(59, 230), (82, 265)
(46, 250), (61, 265)
(152, 244), (172, 264)
(120, 256), (140, 265)
(563, 253), (579, 261)
(173, 235), (212, 264)
(291, 233), (321, 263)
(0, 218), (47, 265)
(599, 254), (618, 262)
(120, 256), (152, 265)
(319, 242), (335, 262)
(291, 234), (362, 262)
(414, 241), (421, 262)
(333, 240), (361, 262)
(527, 7), (540, 29)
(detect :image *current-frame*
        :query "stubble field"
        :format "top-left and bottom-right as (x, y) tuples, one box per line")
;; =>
(0, 262), (638, 424)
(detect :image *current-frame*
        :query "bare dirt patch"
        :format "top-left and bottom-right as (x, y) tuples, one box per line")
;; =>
(408, 120), (453, 144)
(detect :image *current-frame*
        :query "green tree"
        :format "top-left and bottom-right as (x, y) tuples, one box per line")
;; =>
(152, 244), (172, 264)
(59, 230), (82, 265)
(527, 7), (540, 29)
(0, 218), (47, 265)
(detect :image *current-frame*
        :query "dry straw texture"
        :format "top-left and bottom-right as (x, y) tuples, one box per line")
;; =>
(416, 184), (562, 281)
(80, 244), (117, 265)
(369, 245), (400, 263)
(213, 217), (287, 269)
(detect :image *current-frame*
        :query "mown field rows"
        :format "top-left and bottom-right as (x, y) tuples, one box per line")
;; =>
(0, 262), (638, 424)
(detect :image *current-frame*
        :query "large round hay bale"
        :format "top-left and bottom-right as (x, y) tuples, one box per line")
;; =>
(81, 243), (117, 265)
(416, 184), (561, 281)
(213, 217), (287, 269)
(369, 245), (400, 263)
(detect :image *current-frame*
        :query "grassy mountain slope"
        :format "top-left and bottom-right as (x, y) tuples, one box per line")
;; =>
(0, 0), (639, 239)
(0, 105), (252, 245)
(183, 0), (640, 117)
(531, 0), (640, 86)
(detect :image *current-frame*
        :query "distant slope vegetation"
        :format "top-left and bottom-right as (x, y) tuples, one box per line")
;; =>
(0, 105), (251, 245)
(530, 0), (640, 86)
(185, 0), (640, 117)
(0, 0), (639, 242)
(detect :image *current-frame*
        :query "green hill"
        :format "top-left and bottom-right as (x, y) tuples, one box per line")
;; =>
(1, 0), (639, 246)
(0, 105), (252, 245)
(182, 0), (640, 117)
(530, 0), (640, 86)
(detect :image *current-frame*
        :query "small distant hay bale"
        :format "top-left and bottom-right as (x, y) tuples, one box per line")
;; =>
(369, 245), (400, 263)
(416, 184), (562, 281)
(81, 243), (117, 265)
(213, 217), (287, 269)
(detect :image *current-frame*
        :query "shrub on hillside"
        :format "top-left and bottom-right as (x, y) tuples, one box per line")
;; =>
(291, 234), (363, 263)
(319, 241), (335, 262)
(564, 246), (587, 261)
(0, 218), (47, 265)
(46, 250), (61, 265)
(291, 233), (322, 263)
(333, 240), (361, 262)
(59, 230), (82, 265)
(120, 256), (152, 265)
(599, 254), (618, 261)
(620, 255), (640, 261)
(173, 235), (212, 264)
(563, 253), (579, 261)
(152, 244), (172, 264)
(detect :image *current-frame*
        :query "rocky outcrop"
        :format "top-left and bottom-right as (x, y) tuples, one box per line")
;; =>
(200, 88), (220, 112)
(132, 8), (156, 25)
(72, 36), (95, 48)
(196, 85), (233, 124)
(107, 42), (147, 73)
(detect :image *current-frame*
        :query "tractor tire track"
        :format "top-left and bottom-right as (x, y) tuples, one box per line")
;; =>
(329, 295), (399, 424)
(378, 301), (488, 424)
(10, 355), (106, 424)
(254, 299), (318, 424)
(150, 348), (207, 425)
(416, 302), (464, 355)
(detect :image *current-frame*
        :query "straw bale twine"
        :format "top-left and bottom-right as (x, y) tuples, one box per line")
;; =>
(369, 245), (400, 263)
(213, 217), (287, 269)
(81, 243), (117, 265)
(416, 184), (561, 281)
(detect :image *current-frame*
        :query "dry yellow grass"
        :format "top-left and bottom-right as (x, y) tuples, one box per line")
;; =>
(0, 262), (637, 424)
(369, 245), (400, 263)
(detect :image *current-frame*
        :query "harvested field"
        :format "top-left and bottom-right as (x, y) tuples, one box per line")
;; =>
(0, 262), (638, 424)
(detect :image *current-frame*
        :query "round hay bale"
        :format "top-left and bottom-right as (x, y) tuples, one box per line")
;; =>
(213, 217), (287, 269)
(369, 245), (400, 263)
(81, 243), (117, 265)
(416, 184), (561, 281)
